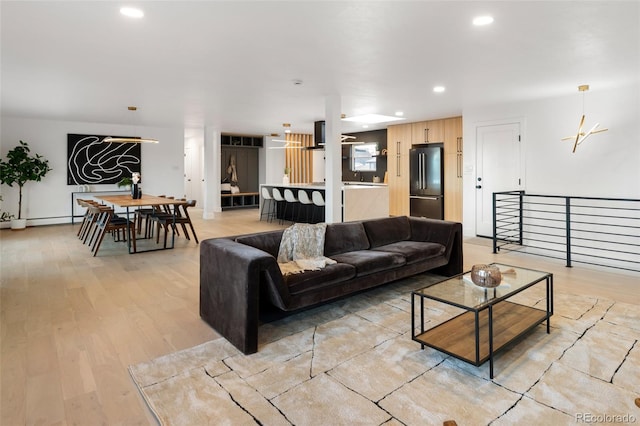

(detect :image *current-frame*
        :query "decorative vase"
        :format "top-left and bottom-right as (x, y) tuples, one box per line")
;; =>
(131, 184), (140, 199)
(470, 264), (502, 288)
(282, 174), (290, 185)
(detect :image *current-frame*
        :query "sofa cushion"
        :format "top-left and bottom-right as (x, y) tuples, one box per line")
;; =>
(236, 230), (284, 258)
(362, 216), (411, 248)
(285, 263), (356, 295)
(324, 222), (370, 256)
(372, 241), (446, 264)
(330, 250), (406, 277)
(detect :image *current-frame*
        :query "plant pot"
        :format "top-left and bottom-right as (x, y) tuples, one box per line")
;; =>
(282, 175), (290, 185)
(10, 218), (26, 230)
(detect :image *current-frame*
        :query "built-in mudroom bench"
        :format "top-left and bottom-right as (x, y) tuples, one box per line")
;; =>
(221, 192), (260, 210)
(220, 133), (262, 210)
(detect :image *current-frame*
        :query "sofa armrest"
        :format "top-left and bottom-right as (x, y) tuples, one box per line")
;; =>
(199, 238), (287, 354)
(408, 217), (463, 276)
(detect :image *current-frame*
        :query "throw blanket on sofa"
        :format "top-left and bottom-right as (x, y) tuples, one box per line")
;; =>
(277, 223), (337, 275)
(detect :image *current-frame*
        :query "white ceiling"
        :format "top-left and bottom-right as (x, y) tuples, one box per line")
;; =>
(1, 1), (638, 137)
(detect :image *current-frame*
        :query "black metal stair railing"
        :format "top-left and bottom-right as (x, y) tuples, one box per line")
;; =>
(492, 191), (640, 273)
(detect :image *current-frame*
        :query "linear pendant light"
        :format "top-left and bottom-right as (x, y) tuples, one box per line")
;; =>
(103, 106), (159, 144)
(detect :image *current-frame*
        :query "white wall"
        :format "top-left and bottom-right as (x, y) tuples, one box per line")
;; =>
(262, 136), (286, 185)
(462, 81), (640, 236)
(1, 116), (184, 226)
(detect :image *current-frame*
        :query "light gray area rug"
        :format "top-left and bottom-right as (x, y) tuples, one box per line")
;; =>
(129, 275), (640, 425)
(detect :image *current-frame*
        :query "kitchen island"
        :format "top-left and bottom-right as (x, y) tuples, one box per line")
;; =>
(260, 182), (389, 223)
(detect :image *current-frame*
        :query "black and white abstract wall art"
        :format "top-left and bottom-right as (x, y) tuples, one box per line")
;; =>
(67, 134), (141, 185)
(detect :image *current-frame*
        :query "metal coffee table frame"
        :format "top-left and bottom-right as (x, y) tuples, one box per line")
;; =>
(411, 263), (553, 379)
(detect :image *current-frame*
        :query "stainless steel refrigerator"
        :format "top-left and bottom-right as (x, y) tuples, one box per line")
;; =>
(409, 145), (444, 219)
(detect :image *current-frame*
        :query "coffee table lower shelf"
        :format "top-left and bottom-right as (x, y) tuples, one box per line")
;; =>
(414, 301), (548, 365)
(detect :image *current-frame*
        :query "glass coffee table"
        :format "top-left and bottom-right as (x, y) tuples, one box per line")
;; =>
(411, 263), (553, 379)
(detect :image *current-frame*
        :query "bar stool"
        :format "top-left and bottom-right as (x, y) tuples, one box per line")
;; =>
(283, 188), (299, 223)
(260, 187), (276, 222)
(271, 187), (286, 224)
(312, 191), (325, 223)
(297, 190), (313, 223)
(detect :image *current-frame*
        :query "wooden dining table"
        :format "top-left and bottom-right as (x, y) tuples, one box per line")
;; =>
(94, 194), (187, 254)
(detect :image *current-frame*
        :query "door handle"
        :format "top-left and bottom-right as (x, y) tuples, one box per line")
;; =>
(396, 141), (401, 177)
(419, 153), (424, 189)
(476, 185), (482, 189)
(422, 153), (427, 189)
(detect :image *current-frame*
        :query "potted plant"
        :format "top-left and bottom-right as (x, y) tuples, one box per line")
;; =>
(117, 176), (133, 189)
(0, 140), (52, 230)
(283, 167), (291, 185)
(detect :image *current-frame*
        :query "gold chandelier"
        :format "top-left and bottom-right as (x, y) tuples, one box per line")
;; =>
(561, 85), (608, 153)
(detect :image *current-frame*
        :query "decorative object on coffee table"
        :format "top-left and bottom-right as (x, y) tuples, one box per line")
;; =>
(470, 264), (502, 288)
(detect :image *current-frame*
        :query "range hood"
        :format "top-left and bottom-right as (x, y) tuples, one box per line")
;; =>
(310, 120), (362, 149)
(309, 120), (325, 149)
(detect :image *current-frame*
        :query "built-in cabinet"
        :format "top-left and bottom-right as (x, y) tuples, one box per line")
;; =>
(387, 117), (462, 220)
(221, 134), (263, 147)
(443, 117), (463, 222)
(411, 119), (445, 144)
(386, 124), (412, 216)
(221, 133), (262, 210)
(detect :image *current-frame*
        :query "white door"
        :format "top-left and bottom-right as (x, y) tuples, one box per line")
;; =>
(475, 122), (522, 237)
(184, 144), (202, 201)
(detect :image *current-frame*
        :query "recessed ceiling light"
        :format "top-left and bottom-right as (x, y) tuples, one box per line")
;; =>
(362, 125), (369, 129)
(473, 15), (494, 26)
(342, 114), (406, 124)
(120, 7), (144, 18)
(433, 86), (446, 93)
(395, 111), (404, 117)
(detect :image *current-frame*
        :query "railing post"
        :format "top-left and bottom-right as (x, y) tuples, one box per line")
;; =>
(565, 197), (572, 267)
(493, 192), (498, 253)
(519, 191), (524, 245)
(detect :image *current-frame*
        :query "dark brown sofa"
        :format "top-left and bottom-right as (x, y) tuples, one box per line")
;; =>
(200, 216), (463, 354)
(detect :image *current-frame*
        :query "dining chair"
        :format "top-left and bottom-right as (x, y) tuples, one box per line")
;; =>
(137, 194), (166, 238)
(153, 199), (199, 247)
(150, 198), (186, 248)
(80, 200), (110, 244)
(178, 200), (198, 243)
(147, 196), (182, 240)
(77, 199), (98, 239)
(89, 205), (136, 256)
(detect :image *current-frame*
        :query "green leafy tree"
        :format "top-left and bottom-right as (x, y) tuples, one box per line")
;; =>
(0, 140), (52, 219)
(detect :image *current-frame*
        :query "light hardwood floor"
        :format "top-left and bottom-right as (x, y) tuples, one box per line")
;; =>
(1, 209), (638, 425)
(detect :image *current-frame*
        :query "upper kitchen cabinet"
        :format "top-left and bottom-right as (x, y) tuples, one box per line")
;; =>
(411, 119), (445, 144)
(444, 116), (463, 222)
(386, 123), (412, 217)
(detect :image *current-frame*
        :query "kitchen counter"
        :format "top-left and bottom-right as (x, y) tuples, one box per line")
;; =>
(261, 182), (389, 222)
(265, 182), (387, 189)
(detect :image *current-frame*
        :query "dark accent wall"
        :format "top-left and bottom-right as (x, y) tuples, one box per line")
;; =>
(341, 129), (387, 183)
